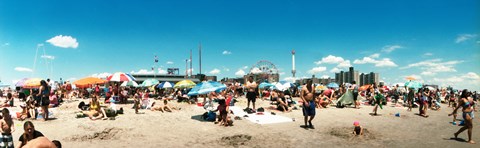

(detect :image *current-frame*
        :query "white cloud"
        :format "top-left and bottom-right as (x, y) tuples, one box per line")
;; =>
(235, 69), (246, 76)
(159, 68), (168, 74)
(166, 61), (174, 64)
(209, 69), (221, 75)
(424, 53), (433, 56)
(279, 72), (286, 75)
(321, 75), (330, 79)
(243, 66), (248, 69)
(222, 50), (232, 55)
(46, 35), (79, 48)
(315, 55), (345, 64)
(462, 72), (480, 80)
(354, 54), (397, 67)
(401, 59), (462, 73)
(14, 67), (33, 72)
(455, 34), (477, 43)
(41, 55), (55, 60)
(381, 45), (402, 53)
(308, 66), (327, 74)
(330, 67), (341, 73)
(369, 53), (380, 58)
(91, 72), (112, 78)
(420, 71), (436, 76)
(66, 78), (77, 81)
(131, 69), (155, 75)
(337, 60), (352, 68)
(250, 67), (262, 74)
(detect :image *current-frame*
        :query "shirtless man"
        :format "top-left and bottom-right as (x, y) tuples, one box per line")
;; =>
(246, 76), (258, 111)
(301, 79), (316, 129)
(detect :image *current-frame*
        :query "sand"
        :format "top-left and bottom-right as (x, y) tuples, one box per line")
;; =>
(5, 96), (479, 148)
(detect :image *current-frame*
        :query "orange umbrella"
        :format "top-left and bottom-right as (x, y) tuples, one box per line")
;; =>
(24, 78), (42, 88)
(405, 76), (416, 81)
(359, 84), (371, 91)
(74, 77), (107, 88)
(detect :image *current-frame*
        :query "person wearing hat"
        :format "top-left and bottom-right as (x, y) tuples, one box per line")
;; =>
(352, 121), (363, 136)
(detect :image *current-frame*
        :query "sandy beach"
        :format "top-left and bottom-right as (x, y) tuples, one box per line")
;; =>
(3, 96), (478, 148)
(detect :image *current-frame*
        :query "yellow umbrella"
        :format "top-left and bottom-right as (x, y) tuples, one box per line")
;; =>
(74, 77), (107, 88)
(174, 80), (196, 88)
(315, 85), (327, 91)
(24, 78), (42, 88)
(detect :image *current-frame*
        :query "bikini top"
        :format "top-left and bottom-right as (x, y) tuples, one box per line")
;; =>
(464, 101), (471, 108)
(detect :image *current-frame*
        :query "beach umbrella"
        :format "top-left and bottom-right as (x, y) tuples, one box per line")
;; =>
(15, 78), (30, 87)
(121, 81), (138, 87)
(107, 72), (136, 82)
(73, 77), (107, 88)
(140, 79), (159, 87)
(280, 81), (295, 88)
(259, 82), (274, 89)
(327, 82), (339, 88)
(157, 81), (174, 89)
(406, 81), (422, 89)
(24, 78), (42, 88)
(405, 76), (416, 81)
(271, 82), (287, 91)
(315, 85), (327, 92)
(425, 86), (435, 90)
(187, 81), (226, 96)
(174, 80), (196, 89)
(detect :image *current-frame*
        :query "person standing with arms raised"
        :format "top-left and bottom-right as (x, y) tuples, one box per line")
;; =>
(246, 76), (258, 111)
(301, 79), (316, 129)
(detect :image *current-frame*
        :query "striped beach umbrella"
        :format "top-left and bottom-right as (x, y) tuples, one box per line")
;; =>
(107, 72), (136, 82)
(24, 78), (43, 88)
(140, 79), (159, 87)
(174, 80), (196, 89)
(121, 81), (139, 87)
(157, 81), (174, 89)
(15, 78), (29, 87)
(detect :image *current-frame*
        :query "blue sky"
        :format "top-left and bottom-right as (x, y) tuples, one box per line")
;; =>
(0, 0), (479, 90)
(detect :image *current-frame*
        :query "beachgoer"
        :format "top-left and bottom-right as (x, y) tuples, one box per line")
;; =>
(372, 89), (385, 116)
(300, 79), (316, 129)
(350, 81), (359, 109)
(37, 80), (50, 121)
(83, 95), (106, 120)
(352, 121), (363, 136)
(317, 93), (330, 108)
(277, 91), (290, 112)
(2, 93), (13, 107)
(26, 95), (36, 120)
(0, 108), (15, 148)
(407, 88), (414, 112)
(449, 89), (476, 144)
(48, 91), (59, 108)
(422, 88), (430, 117)
(213, 99), (230, 126)
(18, 121), (44, 147)
(246, 76), (258, 111)
(19, 104), (29, 121)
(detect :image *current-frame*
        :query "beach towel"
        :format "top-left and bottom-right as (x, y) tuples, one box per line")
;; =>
(229, 106), (293, 124)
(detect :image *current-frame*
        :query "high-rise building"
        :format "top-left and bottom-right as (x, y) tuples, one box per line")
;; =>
(336, 67), (378, 86)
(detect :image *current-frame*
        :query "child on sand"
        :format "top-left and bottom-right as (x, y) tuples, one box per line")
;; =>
(372, 89), (385, 116)
(352, 121), (363, 136)
(0, 108), (15, 148)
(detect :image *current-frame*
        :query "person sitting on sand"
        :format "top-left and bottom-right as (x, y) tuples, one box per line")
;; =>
(1, 93), (14, 107)
(18, 104), (29, 121)
(449, 89), (476, 144)
(48, 91), (59, 108)
(0, 108), (15, 148)
(372, 89), (385, 116)
(212, 99), (232, 126)
(352, 121), (363, 136)
(83, 95), (106, 120)
(317, 93), (331, 109)
(26, 95), (37, 120)
(277, 91), (290, 112)
(18, 121), (44, 148)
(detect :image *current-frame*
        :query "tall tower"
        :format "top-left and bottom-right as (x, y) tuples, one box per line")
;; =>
(291, 49), (296, 79)
(190, 49), (193, 77)
(199, 43), (202, 75)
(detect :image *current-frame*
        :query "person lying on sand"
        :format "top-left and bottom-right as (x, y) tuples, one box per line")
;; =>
(151, 99), (178, 112)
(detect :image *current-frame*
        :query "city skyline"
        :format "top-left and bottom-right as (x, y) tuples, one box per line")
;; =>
(0, 0), (479, 91)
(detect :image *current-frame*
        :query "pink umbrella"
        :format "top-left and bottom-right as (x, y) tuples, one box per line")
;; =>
(107, 72), (136, 82)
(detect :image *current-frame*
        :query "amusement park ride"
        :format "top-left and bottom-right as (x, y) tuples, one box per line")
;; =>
(247, 60), (280, 83)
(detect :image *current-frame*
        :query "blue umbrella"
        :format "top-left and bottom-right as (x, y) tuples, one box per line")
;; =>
(157, 81), (174, 89)
(187, 81), (226, 96)
(406, 81), (422, 89)
(327, 82), (339, 88)
(259, 82), (274, 89)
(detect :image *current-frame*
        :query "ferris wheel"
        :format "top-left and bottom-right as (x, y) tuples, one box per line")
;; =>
(250, 60), (279, 74)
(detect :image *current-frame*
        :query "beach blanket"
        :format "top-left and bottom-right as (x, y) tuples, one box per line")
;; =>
(229, 106), (293, 125)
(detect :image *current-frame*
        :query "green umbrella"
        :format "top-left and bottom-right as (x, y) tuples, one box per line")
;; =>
(121, 81), (139, 87)
(141, 79), (159, 87)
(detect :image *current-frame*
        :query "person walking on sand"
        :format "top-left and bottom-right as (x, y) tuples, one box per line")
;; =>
(372, 89), (385, 116)
(349, 81), (359, 109)
(407, 88), (414, 112)
(449, 89), (476, 144)
(246, 76), (258, 111)
(300, 79), (316, 129)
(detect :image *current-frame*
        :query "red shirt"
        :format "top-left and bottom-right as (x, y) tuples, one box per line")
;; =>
(226, 96), (232, 106)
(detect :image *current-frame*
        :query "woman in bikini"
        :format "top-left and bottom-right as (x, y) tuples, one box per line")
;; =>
(449, 89), (475, 144)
